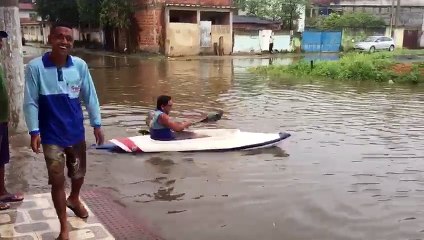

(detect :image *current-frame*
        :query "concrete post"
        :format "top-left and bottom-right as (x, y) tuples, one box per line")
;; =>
(395, 0), (401, 28)
(0, 0), (25, 133)
(229, 11), (233, 55)
(164, 8), (170, 55)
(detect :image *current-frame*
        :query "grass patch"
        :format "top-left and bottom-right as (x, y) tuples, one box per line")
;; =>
(251, 52), (424, 84)
(392, 49), (424, 56)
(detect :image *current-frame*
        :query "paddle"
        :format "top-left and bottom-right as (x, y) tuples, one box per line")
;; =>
(139, 109), (224, 135)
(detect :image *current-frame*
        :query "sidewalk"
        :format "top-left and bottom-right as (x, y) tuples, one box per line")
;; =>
(0, 188), (163, 240)
(0, 193), (113, 239)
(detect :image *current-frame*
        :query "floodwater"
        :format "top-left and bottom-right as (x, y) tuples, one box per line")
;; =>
(7, 47), (424, 240)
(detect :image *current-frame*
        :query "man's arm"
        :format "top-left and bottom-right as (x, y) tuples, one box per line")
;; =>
(80, 62), (101, 128)
(159, 114), (192, 132)
(23, 64), (39, 135)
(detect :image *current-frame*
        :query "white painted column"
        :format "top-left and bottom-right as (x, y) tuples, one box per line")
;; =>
(0, 0), (25, 132)
(229, 10), (233, 55)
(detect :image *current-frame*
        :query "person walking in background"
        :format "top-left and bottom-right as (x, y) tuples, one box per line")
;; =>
(269, 33), (274, 53)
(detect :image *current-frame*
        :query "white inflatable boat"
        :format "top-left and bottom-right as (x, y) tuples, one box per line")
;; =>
(96, 129), (291, 153)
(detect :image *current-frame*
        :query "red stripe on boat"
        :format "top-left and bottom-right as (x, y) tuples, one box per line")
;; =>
(116, 138), (142, 152)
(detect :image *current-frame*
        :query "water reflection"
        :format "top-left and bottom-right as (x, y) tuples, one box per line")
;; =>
(13, 48), (424, 240)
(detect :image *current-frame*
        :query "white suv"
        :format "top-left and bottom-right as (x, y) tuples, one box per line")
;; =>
(354, 36), (395, 53)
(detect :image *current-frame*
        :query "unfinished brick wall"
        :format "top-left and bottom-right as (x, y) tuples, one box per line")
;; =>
(134, 8), (164, 52)
(134, 0), (233, 53)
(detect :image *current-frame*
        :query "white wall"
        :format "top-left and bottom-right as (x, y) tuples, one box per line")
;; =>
(233, 34), (261, 53)
(22, 25), (43, 42)
(297, 5), (306, 32)
(233, 31), (291, 53)
(19, 12), (30, 19)
(273, 35), (291, 52)
(259, 30), (272, 51)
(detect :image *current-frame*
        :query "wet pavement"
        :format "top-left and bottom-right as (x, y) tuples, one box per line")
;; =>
(0, 193), (114, 239)
(5, 46), (424, 240)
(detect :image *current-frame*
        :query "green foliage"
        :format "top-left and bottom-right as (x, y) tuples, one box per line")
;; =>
(251, 52), (424, 84)
(35, 0), (134, 29)
(395, 65), (422, 84)
(35, 0), (80, 26)
(76, 0), (102, 27)
(99, 0), (134, 29)
(310, 12), (386, 30)
(234, 0), (308, 29)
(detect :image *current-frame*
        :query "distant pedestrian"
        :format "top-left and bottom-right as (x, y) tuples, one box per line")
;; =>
(269, 33), (274, 53)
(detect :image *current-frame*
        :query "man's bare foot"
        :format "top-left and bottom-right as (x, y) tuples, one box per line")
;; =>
(66, 197), (88, 218)
(56, 232), (69, 240)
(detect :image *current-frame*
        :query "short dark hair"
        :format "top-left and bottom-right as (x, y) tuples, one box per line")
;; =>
(156, 95), (171, 110)
(50, 21), (73, 34)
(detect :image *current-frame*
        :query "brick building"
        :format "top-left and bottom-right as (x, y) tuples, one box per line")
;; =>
(18, 2), (45, 43)
(133, 0), (234, 56)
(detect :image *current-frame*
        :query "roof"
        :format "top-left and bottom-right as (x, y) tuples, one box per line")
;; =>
(233, 15), (278, 25)
(20, 18), (40, 25)
(19, 3), (34, 10)
(165, 3), (235, 9)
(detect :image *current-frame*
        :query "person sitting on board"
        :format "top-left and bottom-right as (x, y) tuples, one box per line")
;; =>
(148, 95), (197, 141)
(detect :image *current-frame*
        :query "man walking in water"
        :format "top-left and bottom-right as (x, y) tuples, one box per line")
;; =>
(23, 22), (104, 240)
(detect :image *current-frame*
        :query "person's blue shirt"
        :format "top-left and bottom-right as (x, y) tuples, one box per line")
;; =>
(149, 110), (175, 141)
(23, 52), (101, 147)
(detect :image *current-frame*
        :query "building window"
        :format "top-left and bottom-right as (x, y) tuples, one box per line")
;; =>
(200, 11), (230, 25)
(169, 10), (197, 23)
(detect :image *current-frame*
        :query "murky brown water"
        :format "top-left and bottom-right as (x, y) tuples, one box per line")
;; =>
(8, 48), (424, 240)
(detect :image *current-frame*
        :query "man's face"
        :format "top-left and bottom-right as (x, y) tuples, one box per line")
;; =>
(48, 27), (73, 56)
(162, 100), (173, 114)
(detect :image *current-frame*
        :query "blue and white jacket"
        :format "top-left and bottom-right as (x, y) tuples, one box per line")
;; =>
(23, 52), (101, 147)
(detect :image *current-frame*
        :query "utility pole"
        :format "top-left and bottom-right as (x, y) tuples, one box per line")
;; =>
(394, 0), (401, 28)
(390, 0), (395, 37)
(0, 0), (25, 133)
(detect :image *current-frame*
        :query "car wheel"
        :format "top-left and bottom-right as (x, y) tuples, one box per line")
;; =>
(389, 45), (395, 52)
(369, 46), (376, 53)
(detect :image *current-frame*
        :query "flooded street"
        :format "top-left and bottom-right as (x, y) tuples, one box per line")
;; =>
(8, 48), (424, 240)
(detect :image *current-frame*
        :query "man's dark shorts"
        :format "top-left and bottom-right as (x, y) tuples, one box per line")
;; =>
(42, 141), (87, 185)
(0, 122), (10, 166)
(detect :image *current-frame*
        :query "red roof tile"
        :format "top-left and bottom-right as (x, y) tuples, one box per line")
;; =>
(19, 3), (34, 10)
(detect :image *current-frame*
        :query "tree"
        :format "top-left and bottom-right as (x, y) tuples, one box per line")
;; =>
(311, 12), (386, 30)
(77, 0), (101, 28)
(35, 0), (79, 26)
(234, 0), (308, 30)
(99, 0), (133, 50)
(99, 0), (133, 29)
(270, 0), (308, 30)
(76, 0), (102, 42)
